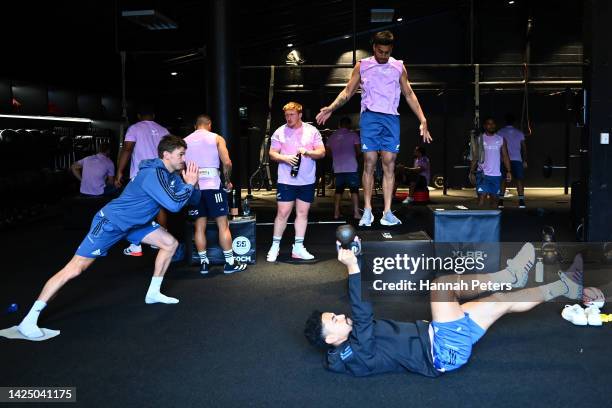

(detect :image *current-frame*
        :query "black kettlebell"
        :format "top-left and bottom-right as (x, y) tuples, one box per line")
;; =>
(335, 224), (361, 255)
(542, 225), (555, 242)
(541, 242), (559, 264)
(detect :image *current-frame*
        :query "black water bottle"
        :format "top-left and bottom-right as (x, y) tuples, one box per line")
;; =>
(290, 153), (302, 177)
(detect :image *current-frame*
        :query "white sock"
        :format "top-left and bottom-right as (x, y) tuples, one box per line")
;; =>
(294, 236), (304, 250)
(198, 250), (209, 264)
(18, 300), (47, 338)
(223, 250), (234, 265)
(129, 243), (142, 251)
(145, 276), (178, 304)
(539, 280), (568, 301)
(271, 236), (282, 248)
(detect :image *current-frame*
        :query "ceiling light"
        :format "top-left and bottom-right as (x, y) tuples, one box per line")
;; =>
(343, 35), (350, 39)
(396, 17), (403, 22)
(371, 8), (394, 23)
(171, 72), (178, 76)
(0, 114), (92, 123)
(287, 43), (293, 47)
(121, 9), (178, 30)
(508, 0), (515, 4)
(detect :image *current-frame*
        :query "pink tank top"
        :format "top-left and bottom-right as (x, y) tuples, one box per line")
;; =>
(359, 56), (403, 115)
(479, 134), (503, 177)
(184, 129), (221, 190)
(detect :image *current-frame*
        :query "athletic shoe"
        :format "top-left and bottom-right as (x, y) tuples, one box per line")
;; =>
(200, 261), (209, 275)
(559, 254), (584, 300)
(585, 305), (603, 326)
(224, 259), (247, 274)
(123, 244), (143, 257)
(402, 196), (413, 204)
(506, 243), (535, 288)
(561, 304), (588, 326)
(266, 246), (280, 262)
(291, 245), (315, 260)
(497, 200), (504, 209)
(359, 208), (374, 227)
(380, 210), (402, 226)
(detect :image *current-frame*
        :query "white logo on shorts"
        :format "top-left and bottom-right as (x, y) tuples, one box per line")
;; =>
(91, 249), (101, 256)
(232, 236), (251, 255)
(214, 193), (223, 203)
(396, 144), (400, 150)
(362, 144), (368, 150)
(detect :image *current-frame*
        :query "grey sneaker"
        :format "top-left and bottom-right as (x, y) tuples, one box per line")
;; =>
(359, 208), (374, 227)
(380, 210), (402, 226)
(505, 243), (535, 288)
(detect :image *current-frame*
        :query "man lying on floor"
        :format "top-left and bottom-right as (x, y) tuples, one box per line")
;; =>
(304, 244), (583, 377)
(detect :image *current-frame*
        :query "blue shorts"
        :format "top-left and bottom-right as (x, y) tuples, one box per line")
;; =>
(276, 183), (316, 203)
(76, 212), (161, 258)
(476, 173), (501, 196)
(431, 313), (486, 372)
(335, 172), (359, 194)
(188, 187), (229, 219)
(502, 160), (525, 180)
(359, 110), (400, 153)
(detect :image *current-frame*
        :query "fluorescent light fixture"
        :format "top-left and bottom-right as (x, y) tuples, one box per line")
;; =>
(171, 72), (178, 76)
(508, 0), (515, 4)
(396, 17), (403, 22)
(343, 35), (350, 39)
(0, 114), (92, 123)
(371, 8), (394, 23)
(121, 9), (178, 30)
(287, 43), (293, 47)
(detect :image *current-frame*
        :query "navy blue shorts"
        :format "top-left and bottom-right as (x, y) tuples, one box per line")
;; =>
(476, 173), (501, 196)
(359, 110), (400, 153)
(76, 212), (161, 258)
(502, 160), (525, 180)
(276, 183), (316, 203)
(335, 172), (359, 194)
(431, 313), (486, 372)
(188, 188), (229, 219)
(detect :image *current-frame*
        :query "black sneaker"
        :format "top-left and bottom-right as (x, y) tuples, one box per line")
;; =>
(224, 259), (247, 274)
(497, 200), (504, 209)
(200, 261), (209, 275)
(519, 199), (526, 209)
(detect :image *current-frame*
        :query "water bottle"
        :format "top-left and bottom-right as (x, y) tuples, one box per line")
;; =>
(535, 257), (544, 283)
(230, 189), (238, 216)
(242, 197), (251, 216)
(290, 153), (302, 177)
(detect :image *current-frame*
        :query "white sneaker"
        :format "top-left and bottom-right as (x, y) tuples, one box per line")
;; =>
(291, 244), (315, 260)
(266, 245), (280, 262)
(506, 243), (535, 288)
(123, 244), (143, 256)
(402, 196), (413, 204)
(585, 305), (603, 326)
(558, 256), (584, 300)
(359, 208), (374, 227)
(561, 304), (588, 326)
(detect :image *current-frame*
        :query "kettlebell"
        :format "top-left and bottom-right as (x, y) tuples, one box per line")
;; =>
(541, 242), (559, 264)
(335, 225), (361, 255)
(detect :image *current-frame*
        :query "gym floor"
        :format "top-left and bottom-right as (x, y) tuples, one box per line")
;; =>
(0, 188), (608, 407)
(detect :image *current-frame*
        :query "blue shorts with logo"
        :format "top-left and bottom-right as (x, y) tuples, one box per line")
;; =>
(431, 313), (486, 372)
(276, 183), (316, 203)
(359, 110), (400, 153)
(188, 187), (229, 219)
(76, 212), (161, 258)
(502, 160), (525, 180)
(476, 172), (501, 196)
(335, 172), (359, 194)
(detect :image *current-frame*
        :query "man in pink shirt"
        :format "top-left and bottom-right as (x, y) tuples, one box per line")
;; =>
(326, 117), (361, 220)
(498, 113), (528, 209)
(267, 102), (326, 262)
(115, 106), (170, 256)
(184, 115), (247, 274)
(71, 143), (116, 196)
(316, 31), (432, 227)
